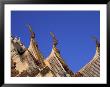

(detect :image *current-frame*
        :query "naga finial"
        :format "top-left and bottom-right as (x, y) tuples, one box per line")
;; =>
(50, 32), (58, 47)
(26, 24), (35, 38)
(92, 36), (100, 47)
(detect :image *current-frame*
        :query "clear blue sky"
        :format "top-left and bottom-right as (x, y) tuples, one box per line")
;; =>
(11, 11), (100, 73)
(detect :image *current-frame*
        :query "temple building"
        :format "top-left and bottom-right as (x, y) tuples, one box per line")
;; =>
(11, 25), (100, 77)
(79, 39), (100, 77)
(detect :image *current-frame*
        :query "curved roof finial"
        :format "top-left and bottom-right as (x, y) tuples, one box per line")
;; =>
(26, 24), (35, 38)
(92, 36), (100, 47)
(50, 32), (58, 47)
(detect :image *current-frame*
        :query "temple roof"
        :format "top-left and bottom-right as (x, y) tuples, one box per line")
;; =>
(79, 39), (100, 77)
(27, 24), (45, 68)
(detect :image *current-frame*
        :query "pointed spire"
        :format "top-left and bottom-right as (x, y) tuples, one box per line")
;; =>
(26, 24), (35, 38)
(50, 32), (58, 47)
(92, 36), (100, 47)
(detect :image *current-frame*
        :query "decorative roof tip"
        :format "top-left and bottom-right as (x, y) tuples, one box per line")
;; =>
(92, 36), (100, 47)
(50, 32), (58, 47)
(26, 24), (35, 38)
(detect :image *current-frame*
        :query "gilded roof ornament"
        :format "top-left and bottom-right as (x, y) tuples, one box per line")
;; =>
(26, 24), (35, 38)
(50, 32), (58, 47)
(92, 36), (100, 47)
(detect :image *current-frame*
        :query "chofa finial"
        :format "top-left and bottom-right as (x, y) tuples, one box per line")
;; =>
(26, 24), (35, 38)
(50, 32), (58, 47)
(92, 36), (100, 47)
